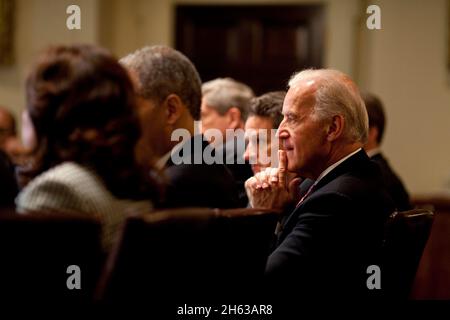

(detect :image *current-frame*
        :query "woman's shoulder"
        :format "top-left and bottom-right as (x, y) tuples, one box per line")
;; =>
(16, 162), (113, 214)
(23, 162), (108, 195)
(17, 162), (153, 215)
(35, 161), (99, 181)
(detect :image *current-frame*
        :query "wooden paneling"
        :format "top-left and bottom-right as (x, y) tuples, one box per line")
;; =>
(176, 5), (324, 95)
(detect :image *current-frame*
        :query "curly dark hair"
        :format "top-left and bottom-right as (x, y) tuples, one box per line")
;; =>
(19, 44), (159, 200)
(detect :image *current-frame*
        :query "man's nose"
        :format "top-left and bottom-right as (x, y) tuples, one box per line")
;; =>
(276, 128), (289, 151)
(276, 126), (289, 139)
(278, 131), (289, 138)
(276, 119), (286, 137)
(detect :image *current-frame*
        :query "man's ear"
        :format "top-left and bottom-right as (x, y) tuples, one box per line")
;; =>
(226, 107), (242, 129)
(164, 94), (184, 125)
(326, 114), (345, 142)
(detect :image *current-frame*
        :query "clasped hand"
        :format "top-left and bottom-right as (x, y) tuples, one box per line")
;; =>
(245, 150), (302, 209)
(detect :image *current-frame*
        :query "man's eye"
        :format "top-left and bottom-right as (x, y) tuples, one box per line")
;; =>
(288, 115), (297, 122)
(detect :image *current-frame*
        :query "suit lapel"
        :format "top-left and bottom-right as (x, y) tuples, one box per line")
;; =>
(298, 179), (315, 199)
(277, 150), (370, 244)
(312, 149), (369, 191)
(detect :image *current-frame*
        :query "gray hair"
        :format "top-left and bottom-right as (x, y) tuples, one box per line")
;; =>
(288, 69), (368, 143)
(202, 78), (254, 121)
(120, 45), (202, 120)
(248, 91), (286, 129)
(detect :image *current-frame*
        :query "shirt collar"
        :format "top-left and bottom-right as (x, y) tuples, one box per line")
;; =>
(366, 147), (381, 158)
(155, 140), (185, 170)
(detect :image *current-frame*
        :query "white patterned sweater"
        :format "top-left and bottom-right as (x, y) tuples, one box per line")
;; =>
(16, 162), (153, 251)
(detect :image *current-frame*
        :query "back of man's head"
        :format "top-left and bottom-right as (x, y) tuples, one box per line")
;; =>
(248, 91), (285, 129)
(288, 69), (369, 144)
(361, 92), (385, 144)
(120, 45), (202, 120)
(202, 78), (254, 122)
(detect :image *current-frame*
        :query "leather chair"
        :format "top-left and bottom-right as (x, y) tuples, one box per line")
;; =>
(382, 208), (434, 299)
(0, 212), (103, 302)
(410, 196), (450, 299)
(96, 207), (279, 304)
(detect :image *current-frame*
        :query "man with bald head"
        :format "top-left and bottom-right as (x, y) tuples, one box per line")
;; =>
(246, 69), (394, 298)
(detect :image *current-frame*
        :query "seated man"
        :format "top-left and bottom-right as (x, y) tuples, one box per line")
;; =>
(0, 106), (19, 208)
(121, 46), (238, 209)
(0, 149), (17, 209)
(0, 106), (23, 160)
(244, 91), (285, 174)
(201, 78), (254, 207)
(362, 92), (412, 211)
(246, 69), (394, 299)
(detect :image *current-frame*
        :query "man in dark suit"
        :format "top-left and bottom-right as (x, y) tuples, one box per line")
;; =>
(201, 78), (255, 207)
(0, 149), (17, 210)
(246, 69), (394, 299)
(362, 92), (412, 211)
(0, 107), (18, 210)
(121, 46), (238, 208)
(163, 134), (238, 208)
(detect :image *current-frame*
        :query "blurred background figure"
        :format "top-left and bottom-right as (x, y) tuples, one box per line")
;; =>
(201, 77), (254, 206)
(201, 77), (254, 139)
(0, 106), (18, 210)
(15, 44), (158, 250)
(121, 46), (239, 209)
(0, 148), (17, 210)
(0, 106), (23, 160)
(0, 106), (16, 153)
(244, 91), (285, 174)
(362, 92), (412, 211)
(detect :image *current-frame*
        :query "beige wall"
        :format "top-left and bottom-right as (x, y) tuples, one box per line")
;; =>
(0, 0), (99, 120)
(359, 0), (450, 194)
(0, 0), (449, 194)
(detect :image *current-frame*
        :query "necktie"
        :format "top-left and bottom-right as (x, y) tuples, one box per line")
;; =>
(295, 183), (316, 208)
(274, 183), (316, 236)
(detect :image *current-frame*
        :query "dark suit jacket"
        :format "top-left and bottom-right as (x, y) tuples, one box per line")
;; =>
(0, 150), (17, 210)
(217, 138), (253, 208)
(159, 135), (239, 209)
(371, 152), (411, 211)
(265, 150), (395, 299)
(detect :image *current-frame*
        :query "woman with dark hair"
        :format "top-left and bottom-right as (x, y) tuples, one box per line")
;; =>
(16, 44), (158, 250)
